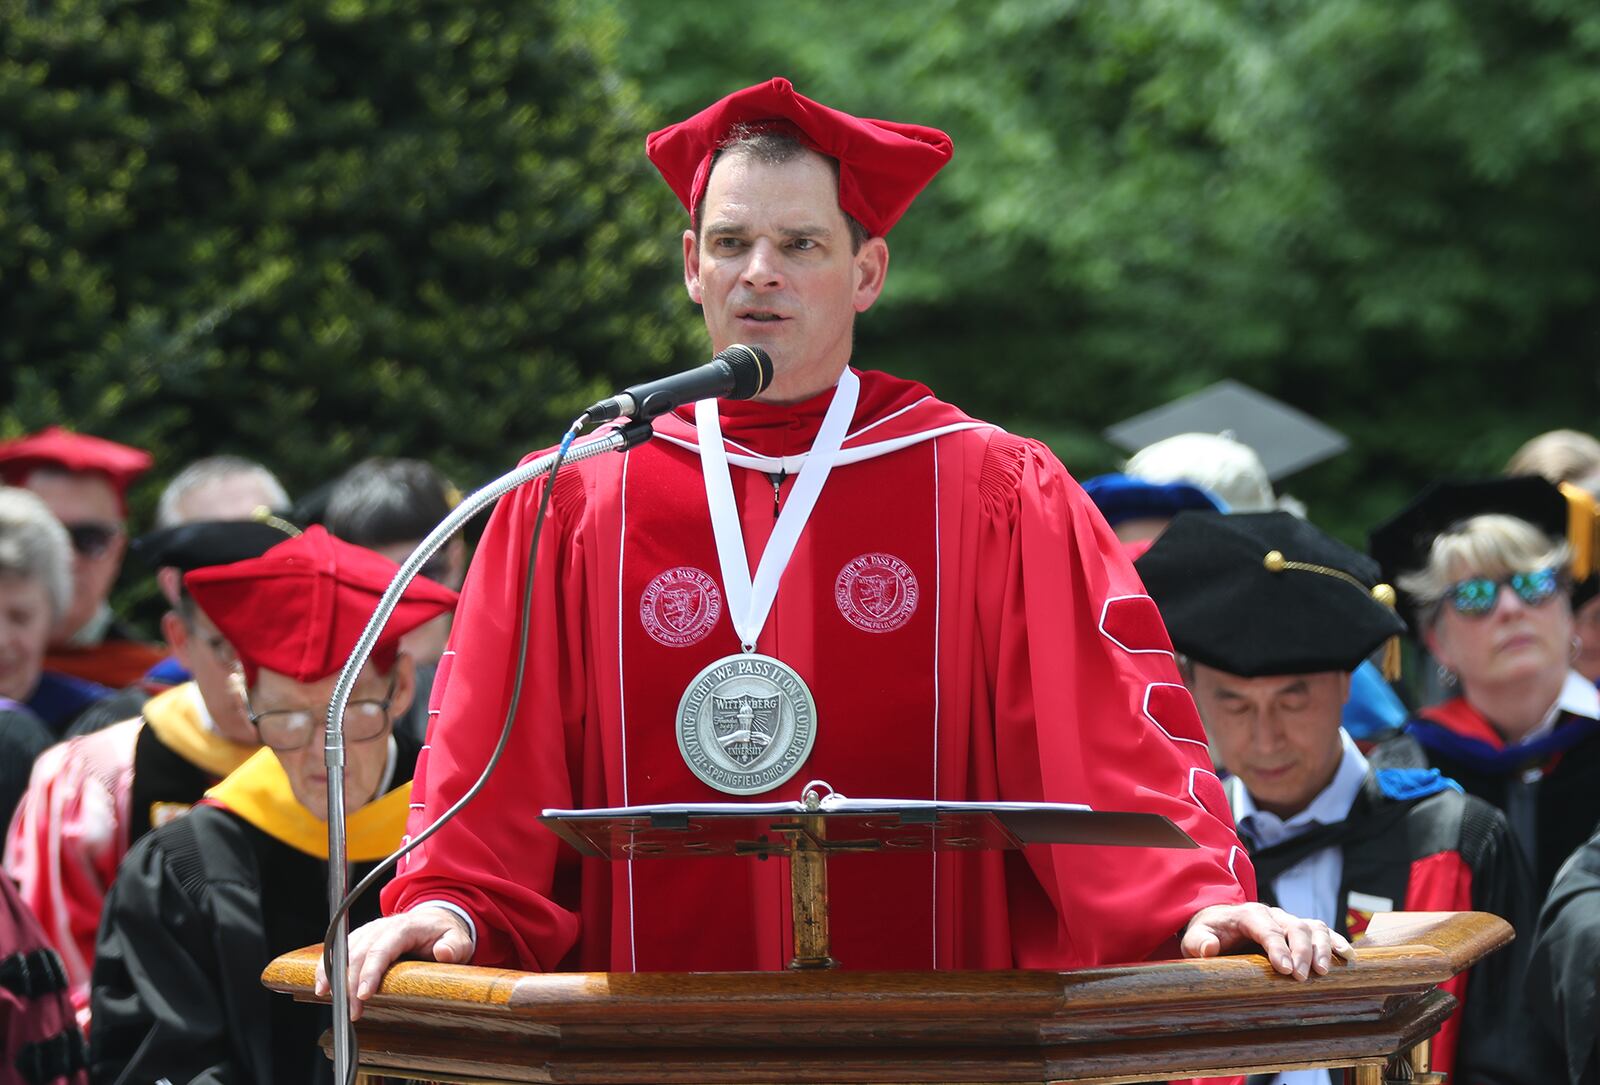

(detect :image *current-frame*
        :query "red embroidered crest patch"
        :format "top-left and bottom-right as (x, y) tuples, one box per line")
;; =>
(640, 566), (722, 647)
(834, 552), (920, 633)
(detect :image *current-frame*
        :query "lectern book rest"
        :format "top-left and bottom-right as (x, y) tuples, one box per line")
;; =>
(537, 783), (1197, 860)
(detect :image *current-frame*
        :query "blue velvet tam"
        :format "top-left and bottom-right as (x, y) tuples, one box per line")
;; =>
(1081, 473), (1226, 528)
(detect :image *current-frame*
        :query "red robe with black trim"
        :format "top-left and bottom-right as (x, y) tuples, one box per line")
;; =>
(384, 368), (1255, 972)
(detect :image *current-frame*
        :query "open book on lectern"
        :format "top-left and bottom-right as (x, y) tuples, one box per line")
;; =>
(539, 785), (1197, 860)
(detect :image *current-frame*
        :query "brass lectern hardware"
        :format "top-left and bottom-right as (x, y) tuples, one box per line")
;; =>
(1367, 1037), (1445, 1085)
(785, 815), (837, 970)
(734, 834), (777, 858)
(1389, 1038), (1446, 1085)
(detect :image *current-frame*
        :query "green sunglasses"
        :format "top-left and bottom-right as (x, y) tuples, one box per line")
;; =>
(1445, 566), (1564, 617)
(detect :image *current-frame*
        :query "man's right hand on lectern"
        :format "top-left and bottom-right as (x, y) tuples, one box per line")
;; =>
(316, 908), (474, 1021)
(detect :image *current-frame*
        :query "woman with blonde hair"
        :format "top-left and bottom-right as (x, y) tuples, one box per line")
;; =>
(1372, 476), (1600, 897)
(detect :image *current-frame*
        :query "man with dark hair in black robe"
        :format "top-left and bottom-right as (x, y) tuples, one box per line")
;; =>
(1137, 510), (1539, 1085)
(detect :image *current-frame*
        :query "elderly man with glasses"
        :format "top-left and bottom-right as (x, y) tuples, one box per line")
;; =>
(87, 526), (455, 1085)
(0, 427), (165, 691)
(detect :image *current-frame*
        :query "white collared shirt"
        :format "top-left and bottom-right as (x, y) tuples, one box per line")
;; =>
(1229, 729), (1369, 1085)
(190, 682), (218, 734)
(1520, 669), (1600, 751)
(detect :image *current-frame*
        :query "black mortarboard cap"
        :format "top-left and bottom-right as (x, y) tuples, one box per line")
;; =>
(1369, 475), (1596, 626)
(1105, 380), (1349, 481)
(131, 518), (299, 573)
(1137, 511), (1405, 677)
(291, 479), (334, 529)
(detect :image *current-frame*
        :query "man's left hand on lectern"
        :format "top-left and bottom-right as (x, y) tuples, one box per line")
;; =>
(1181, 902), (1355, 981)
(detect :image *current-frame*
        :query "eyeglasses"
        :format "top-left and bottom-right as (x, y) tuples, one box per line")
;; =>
(65, 522), (121, 559)
(1444, 567), (1564, 617)
(244, 675), (397, 752)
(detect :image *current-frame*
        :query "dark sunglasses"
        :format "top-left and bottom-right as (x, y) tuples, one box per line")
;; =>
(65, 522), (121, 559)
(1445, 567), (1564, 617)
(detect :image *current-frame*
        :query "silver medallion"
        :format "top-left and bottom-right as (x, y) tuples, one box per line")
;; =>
(676, 653), (818, 796)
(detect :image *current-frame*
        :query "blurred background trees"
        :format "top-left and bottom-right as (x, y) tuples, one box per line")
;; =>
(4, 0), (1599, 556)
(0, 0), (697, 500)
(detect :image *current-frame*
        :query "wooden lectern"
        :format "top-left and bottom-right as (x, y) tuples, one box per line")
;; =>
(264, 910), (1508, 1085)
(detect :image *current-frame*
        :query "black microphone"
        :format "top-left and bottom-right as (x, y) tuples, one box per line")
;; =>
(585, 345), (775, 422)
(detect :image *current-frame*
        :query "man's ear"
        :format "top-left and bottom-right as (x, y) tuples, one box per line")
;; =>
(683, 228), (704, 305)
(852, 237), (889, 313)
(157, 567), (183, 605)
(163, 611), (191, 666)
(385, 653), (419, 721)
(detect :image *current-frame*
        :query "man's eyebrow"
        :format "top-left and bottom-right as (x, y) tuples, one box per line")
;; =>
(701, 221), (834, 239)
(779, 224), (832, 239)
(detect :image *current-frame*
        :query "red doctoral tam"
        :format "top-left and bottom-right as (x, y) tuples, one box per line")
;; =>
(183, 525), (457, 684)
(645, 76), (953, 238)
(0, 426), (153, 512)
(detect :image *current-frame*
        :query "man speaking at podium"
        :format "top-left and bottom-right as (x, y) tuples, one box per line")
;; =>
(331, 78), (1348, 1009)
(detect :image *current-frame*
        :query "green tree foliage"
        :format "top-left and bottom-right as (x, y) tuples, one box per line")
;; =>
(4, 0), (1600, 558)
(0, 0), (699, 508)
(613, 0), (1600, 538)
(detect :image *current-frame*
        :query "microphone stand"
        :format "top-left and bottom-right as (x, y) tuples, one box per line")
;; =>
(323, 418), (654, 1084)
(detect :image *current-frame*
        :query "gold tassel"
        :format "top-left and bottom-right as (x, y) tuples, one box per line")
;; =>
(1371, 582), (1402, 682)
(250, 506), (301, 538)
(1560, 482), (1597, 582)
(1380, 635), (1402, 683)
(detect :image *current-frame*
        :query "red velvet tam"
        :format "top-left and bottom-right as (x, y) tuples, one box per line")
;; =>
(645, 76), (953, 238)
(0, 426), (153, 513)
(183, 525), (457, 684)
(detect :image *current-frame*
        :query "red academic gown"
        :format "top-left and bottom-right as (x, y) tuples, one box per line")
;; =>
(384, 368), (1255, 972)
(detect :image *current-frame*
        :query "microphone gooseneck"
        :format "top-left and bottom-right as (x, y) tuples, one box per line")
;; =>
(585, 345), (775, 422)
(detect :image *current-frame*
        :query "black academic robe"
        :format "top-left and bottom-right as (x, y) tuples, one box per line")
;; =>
(124, 713), (228, 845)
(1244, 769), (1535, 1085)
(1527, 826), (1600, 1085)
(87, 734), (419, 1085)
(1404, 697), (1600, 899)
(63, 687), (149, 740)
(0, 701), (51, 834)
